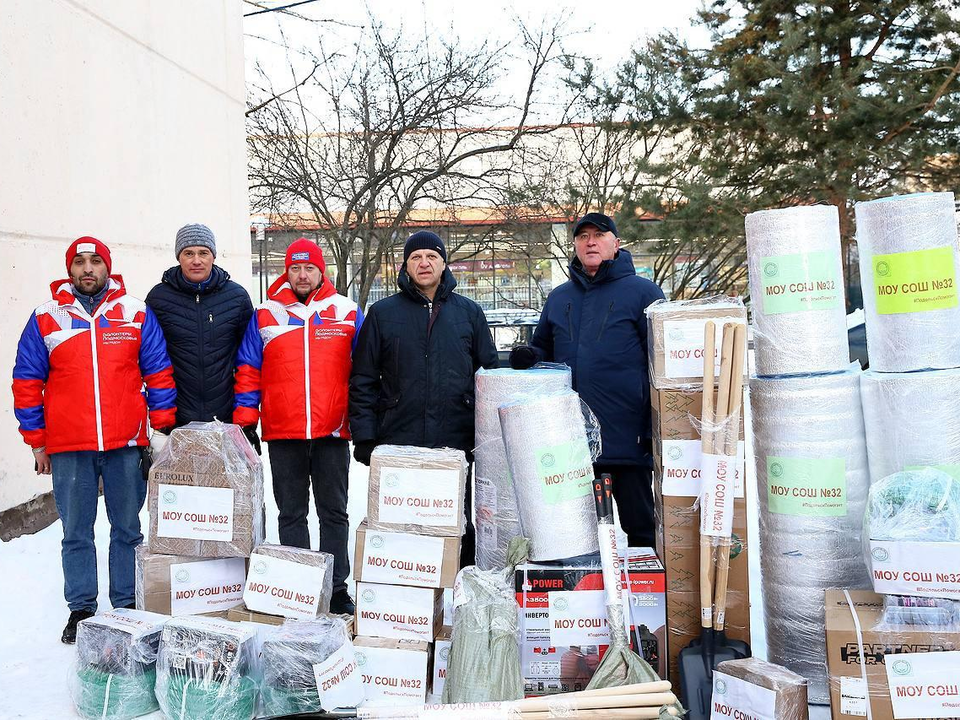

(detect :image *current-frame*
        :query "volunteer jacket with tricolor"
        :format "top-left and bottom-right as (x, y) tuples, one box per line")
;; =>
(12, 276), (177, 454)
(234, 275), (363, 441)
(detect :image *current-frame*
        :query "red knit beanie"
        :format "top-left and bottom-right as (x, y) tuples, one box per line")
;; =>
(285, 238), (326, 274)
(66, 236), (112, 275)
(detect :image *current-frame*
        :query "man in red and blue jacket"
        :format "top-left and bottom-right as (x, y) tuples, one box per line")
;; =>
(235, 238), (362, 614)
(12, 237), (176, 643)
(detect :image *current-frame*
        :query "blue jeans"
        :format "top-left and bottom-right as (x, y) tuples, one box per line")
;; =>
(50, 446), (147, 611)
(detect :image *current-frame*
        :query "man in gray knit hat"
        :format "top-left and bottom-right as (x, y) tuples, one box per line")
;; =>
(147, 223), (254, 450)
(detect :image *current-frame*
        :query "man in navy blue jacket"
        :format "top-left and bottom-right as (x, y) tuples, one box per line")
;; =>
(510, 212), (664, 547)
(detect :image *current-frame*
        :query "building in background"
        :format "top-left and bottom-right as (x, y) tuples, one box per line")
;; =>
(0, 0), (250, 539)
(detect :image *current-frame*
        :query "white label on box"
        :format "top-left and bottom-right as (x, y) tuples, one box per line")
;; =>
(869, 541), (960, 599)
(313, 642), (365, 710)
(661, 439), (745, 498)
(662, 317), (746, 379)
(169, 558), (245, 616)
(840, 676), (868, 717)
(377, 466), (459, 528)
(244, 554), (323, 619)
(699, 453), (736, 538)
(355, 645), (428, 706)
(433, 638), (451, 697)
(156, 484), (234, 540)
(85, 609), (168, 639)
(361, 531), (445, 588)
(710, 671), (777, 720)
(356, 584), (436, 641)
(885, 651), (960, 719)
(548, 590), (610, 646)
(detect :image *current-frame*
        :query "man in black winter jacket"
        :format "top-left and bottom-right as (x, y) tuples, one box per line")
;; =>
(146, 223), (254, 444)
(510, 213), (664, 547)
(349, 230), (498, 565)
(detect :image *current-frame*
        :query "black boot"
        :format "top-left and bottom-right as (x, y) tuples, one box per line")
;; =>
(330, 589), (355, 615)
(61, 608), (96, 644)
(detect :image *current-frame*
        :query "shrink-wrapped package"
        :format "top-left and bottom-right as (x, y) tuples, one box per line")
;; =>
(243, 543), (334, 619)
(713, 657), (809, 720)
(135, 545), (245, 617)
(147, 421), (263, 558)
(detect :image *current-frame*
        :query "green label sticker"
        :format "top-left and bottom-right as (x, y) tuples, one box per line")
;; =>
(905, 464), (960, 481)
(766, 456), (847, 516)
(760, 251), (843, 315)
(537, 440), (594, 505)
(873, 246), (958, 314)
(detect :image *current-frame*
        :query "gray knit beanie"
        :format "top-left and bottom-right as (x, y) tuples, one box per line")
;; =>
(175, 223), (217, 258)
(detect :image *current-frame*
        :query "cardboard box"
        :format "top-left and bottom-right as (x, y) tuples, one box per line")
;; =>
(135, 546), (245, 617)
(353, 635), (431, 706)
(650, 385), (745, 443)
(646, 299), (747, 389)
(243, 544), (334, 619)
(226, 602), (354, 633)
(432, 626), (452, 697)
(655, 481), (751, 686)
(355, 521), (460, 589)
(355, 581), (443, 642)
(825, 589), (960, 720)
(714, 657), (809, 720)
(515, 549), (667, 695)
(368, 445), (467, 537)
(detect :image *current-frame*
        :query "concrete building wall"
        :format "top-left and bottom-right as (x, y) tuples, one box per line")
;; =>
(0, 0), (250, 523)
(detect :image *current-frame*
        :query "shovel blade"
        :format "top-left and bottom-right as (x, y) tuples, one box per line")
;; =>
(677, 642), (740, 720)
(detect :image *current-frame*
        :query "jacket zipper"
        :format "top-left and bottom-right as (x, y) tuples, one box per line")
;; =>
(89, 306), (104, 451)
(195, 293), (206, 418)
(596, 301), (614, 341)
(303, 309), (312, 438)
(565, 302), (573, 338)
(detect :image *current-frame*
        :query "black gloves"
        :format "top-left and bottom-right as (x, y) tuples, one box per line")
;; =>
(353, 440), (376, 466)
(242, 425), (262, 456)
(509, 345), (538, 370)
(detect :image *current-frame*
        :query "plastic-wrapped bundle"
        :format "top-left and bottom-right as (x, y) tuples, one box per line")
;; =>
(750, 366), (871, 703)
(442, 537), (527, 703)
(155, 616), (261, 720)
(745, 205), (849, 377)
(855, 191), (960, 372)
(71, 609), (168, 720)
(498, 389), (601, 561)
(243, 544), (334, 619)
(474, 365), (572, 570)
(260, 617), (362, 715)
(859, 368), (960, 484)
(148, 421), (264, 558)
(713, 658), (809, 720)
(368, 445), (467, 537)
(135, 546), (246, 617)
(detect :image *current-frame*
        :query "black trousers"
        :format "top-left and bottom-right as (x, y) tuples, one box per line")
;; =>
(268, 437), (350, 593)
(594, 463), (656, 549)
(461, 464), (476, 568)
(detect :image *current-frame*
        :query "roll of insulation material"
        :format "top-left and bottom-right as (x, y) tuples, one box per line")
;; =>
(860, 368), (960, 484)
(750, 367), (871, 703)
(499, 390), (599, 561)
(856, 192), (960, 372)
(474, 366), (572, 570)
(745, 205), (849, 377)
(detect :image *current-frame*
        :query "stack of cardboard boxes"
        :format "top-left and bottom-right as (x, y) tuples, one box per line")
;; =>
(352, 445), (467, 705)
(645, 300), (752, 686)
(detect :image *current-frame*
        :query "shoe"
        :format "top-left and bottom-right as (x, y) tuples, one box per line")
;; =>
(118, 603), (136, 610)
(61, 608), (96, 644)
(329, 589), (356, 615)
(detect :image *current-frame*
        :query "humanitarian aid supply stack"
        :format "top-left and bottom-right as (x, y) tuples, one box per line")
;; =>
(353, 444), (467, 706)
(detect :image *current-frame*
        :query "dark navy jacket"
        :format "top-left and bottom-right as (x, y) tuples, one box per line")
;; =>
(349, 267), (498, 454)
(530, 249), (664, 466)
(146, 265), (253, 427)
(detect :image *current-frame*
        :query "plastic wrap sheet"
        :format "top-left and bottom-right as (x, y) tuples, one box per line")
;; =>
(749, 366), (871, 703)
(474, 365), (572, 570)
(644, 296), (747, 389)
(745, 205), (849, 377)
(260, 616), (361, 716)
(148, 421), (264, 558)
(71, 609), (168, 720)
(859, 368), (960, 485)
(498, 389), (600, 562)
(855, 191), (960, 372)
(367, 445), (467, 537)
(244, 544), (334, 619)
(135, 546), (246, 617)
(155, 616), (261, 720)
(714, 657), (809, 720)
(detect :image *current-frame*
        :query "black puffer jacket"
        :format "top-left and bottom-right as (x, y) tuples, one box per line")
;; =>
(146, 266), (253, 427)
(349, 267), (498, 453)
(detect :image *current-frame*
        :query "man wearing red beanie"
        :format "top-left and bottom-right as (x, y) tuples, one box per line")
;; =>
(12, 236), (177, 642)
(235, 238), (363, 613)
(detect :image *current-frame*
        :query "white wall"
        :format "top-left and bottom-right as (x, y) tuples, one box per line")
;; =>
(0, 0), (250, 515)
